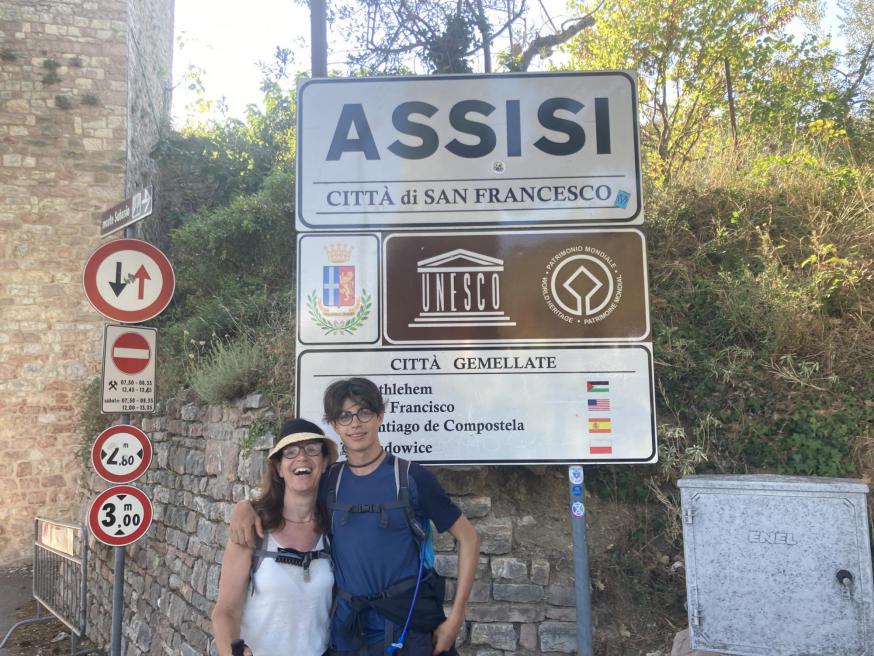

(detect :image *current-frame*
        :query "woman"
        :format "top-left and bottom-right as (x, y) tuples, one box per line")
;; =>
(212, 418), (338, 656)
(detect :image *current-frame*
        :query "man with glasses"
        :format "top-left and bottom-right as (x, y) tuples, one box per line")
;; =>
(230, 377), (480, 655)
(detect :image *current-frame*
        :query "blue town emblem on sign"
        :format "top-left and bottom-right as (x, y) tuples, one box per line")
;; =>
(307, 244), (372, 335)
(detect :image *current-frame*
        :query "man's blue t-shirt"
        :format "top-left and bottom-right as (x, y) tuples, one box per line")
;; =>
(318, 455), (461, 650)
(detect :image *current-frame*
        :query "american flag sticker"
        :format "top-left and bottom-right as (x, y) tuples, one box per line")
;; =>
(588, 398), (610, 411)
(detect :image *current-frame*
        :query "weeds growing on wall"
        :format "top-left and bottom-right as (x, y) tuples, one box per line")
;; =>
(189, 331), (267, 404)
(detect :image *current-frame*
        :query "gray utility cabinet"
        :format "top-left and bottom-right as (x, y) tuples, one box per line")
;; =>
(678, 475), (874, 655)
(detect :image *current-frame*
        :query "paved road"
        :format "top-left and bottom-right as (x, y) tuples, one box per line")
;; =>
(0, 568), (32, 654)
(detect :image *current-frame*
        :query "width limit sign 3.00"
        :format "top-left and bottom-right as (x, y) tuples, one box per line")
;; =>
(88, 485), (153, 547)
(101, 325), (156, 414)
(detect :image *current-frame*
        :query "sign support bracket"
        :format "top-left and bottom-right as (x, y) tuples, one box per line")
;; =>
(569, 464), (594, 655)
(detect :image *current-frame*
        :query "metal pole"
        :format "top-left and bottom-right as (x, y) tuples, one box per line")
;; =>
(568, 465), (594, 655)
(110, 546), (125, 656)
(310, 0), (327, 78)
(109, 408), (131, 656)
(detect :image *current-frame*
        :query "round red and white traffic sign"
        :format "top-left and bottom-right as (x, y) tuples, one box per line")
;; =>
(83, 239), (174, 323)
(88, 485), (153, 547)
(91, 425), (152, 484)
(111, 331), (151, 375)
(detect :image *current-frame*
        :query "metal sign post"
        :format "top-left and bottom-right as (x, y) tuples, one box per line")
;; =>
(86, 218), (168, 656)
(111, 411), (131, 656)
(111, 545), (125, 656)
(569, 465), (594, 655)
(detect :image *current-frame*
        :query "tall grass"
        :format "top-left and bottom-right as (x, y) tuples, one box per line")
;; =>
(647, 135), (873, 483)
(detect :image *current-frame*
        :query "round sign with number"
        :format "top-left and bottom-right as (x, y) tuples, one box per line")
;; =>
(88, 485), (153, 547)
(91, 425), (152, 484)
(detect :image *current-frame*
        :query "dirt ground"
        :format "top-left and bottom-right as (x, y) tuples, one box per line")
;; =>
(0, 566), (99, 656)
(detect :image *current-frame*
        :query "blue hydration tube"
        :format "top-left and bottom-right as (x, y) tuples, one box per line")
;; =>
(386, 538), (427, 654)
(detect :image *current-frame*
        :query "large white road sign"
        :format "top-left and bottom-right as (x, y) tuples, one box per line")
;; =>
(297, 345), (656, 465)
(297, 72), (642, 230)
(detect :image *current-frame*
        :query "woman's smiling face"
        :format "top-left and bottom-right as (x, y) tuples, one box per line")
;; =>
(274, 439), (328, 491)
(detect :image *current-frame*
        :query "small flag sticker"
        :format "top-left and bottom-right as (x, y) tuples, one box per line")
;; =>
(589, 440), (613, 455)
(588, 418), (612, 433)
(588, 398), (610, 411)
(587, 381), (609, 393)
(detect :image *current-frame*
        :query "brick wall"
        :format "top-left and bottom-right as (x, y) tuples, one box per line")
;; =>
(0, 0), (174, 566)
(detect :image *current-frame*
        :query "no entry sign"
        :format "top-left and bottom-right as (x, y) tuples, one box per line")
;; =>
(111, 331), (151, 374)
(83, 239), (174, 323)
(91, 425), (152, 483)
(101, 325), (156, 414)
(88, 485), (153, 547)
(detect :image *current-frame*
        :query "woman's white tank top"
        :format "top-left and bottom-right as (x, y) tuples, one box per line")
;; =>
(239, 533), (332, 656)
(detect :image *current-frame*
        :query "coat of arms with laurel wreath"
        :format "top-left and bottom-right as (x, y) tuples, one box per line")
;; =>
(307, 244), (372, 335)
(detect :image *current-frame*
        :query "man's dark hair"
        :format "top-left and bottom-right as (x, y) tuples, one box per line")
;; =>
(323, 377), (385, 421)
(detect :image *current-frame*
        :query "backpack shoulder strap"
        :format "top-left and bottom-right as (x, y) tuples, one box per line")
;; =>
(325, 461), (352, 530)
(248, 532), (266, 596)
(395, 457), (427, 543)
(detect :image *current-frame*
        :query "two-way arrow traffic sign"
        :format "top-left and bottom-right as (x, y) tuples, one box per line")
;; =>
(83, 239), (174, 323)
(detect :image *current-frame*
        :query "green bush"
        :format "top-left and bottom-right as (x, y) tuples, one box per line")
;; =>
(739, 402), (872, 477)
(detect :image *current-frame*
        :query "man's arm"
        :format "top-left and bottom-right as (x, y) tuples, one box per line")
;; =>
(432, 514), (480, 655)
(229, 500), (264, 549)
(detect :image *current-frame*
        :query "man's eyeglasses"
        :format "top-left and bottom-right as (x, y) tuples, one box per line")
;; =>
(281, 443), (324, 459)
(335, 408), (376, 425)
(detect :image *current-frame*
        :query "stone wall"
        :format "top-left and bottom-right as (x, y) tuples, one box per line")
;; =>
(0, 0), (174, 566)
(82, 391), (589, 655)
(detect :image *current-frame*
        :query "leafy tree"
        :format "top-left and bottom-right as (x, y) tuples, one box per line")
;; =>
(564, 0), (820, 182)
(835, 0), (873, 114)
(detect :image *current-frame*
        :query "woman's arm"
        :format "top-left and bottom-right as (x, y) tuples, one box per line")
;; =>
(211, 538), (255, 656)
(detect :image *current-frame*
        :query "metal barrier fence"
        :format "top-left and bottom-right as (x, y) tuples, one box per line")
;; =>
(0, 518), (98, 655)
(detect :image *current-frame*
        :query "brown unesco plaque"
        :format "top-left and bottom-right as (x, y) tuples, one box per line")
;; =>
(383, 229), (649, 343)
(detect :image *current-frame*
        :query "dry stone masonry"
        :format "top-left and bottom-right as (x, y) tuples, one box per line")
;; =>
(82, 391), (582, 655)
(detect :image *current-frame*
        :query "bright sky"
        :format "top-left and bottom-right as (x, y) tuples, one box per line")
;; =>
(172, 0), (844, 125)
(171, 0), (583, 123)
